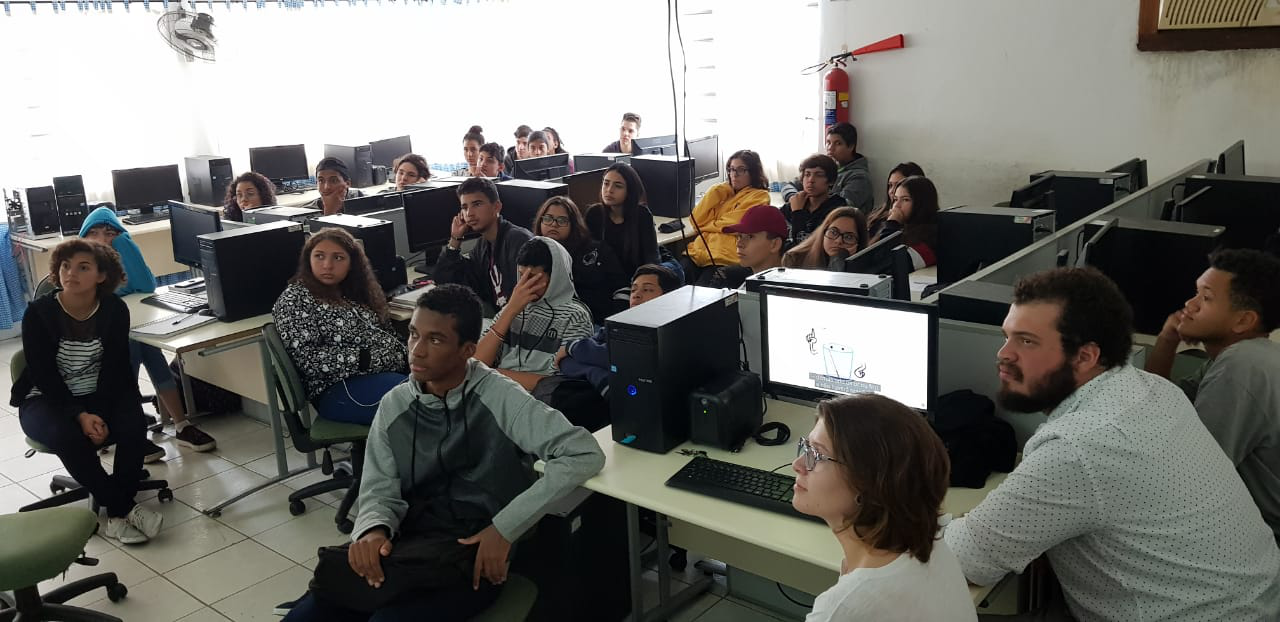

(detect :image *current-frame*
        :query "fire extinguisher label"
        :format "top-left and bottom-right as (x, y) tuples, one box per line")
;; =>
(823, 91), (837, 108)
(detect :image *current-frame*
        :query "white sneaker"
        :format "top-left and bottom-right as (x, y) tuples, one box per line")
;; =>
(126, 504), (164, 539)
(105, 517), (149, 545)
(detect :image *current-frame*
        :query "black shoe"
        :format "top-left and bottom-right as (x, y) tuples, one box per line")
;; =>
(273, 598), (299, 616)
(143, 441), (166, 464)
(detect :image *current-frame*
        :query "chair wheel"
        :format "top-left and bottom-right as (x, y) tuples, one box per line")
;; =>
(669, 550), (688, 571)
(337, 519), (354, 534)
(106, 582), (128, 602)
(157, 488), (174, 503)
(289, 500), (306, 516)
(51, 484), (66, 495)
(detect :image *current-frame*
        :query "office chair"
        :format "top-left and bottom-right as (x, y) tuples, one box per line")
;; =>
(260, 323), (369, 534)
(9, 351), (173, 513)
(0, 507), (128, 622)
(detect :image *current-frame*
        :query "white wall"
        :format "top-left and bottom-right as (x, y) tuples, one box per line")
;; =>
(819, 0), (1280, 208)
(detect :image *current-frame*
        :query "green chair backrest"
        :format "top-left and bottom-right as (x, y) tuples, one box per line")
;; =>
(34, 275), (55, 298)
(260, 323), (323, 451)
(9, 350), (24, 385)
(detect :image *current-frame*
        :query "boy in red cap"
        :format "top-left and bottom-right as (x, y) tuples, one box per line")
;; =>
(709, 204), (788, 289)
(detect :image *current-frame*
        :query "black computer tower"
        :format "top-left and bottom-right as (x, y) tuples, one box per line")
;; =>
(519, 490), (630, 622)
(608, 286), (740, 453)
(199, 220), (306, 321)
(324, 144), (375, 188)
(938, 281), (1015, 327)
(23, 186), (60, 238)
(1030, 171), (1130, 227)
(573, 152), (632, 173)
(938, 206), (1055, 284)
(630, 155), (695, 219)
(496, 179), (568, 231)
(311, 214), (405, 292)
(185, 156), (234, 207)
(52, 175), (89, 236)
(244, 206), (321, 226)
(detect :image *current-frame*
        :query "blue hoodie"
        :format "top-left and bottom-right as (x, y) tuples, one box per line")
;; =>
(78, 207), (157, 295)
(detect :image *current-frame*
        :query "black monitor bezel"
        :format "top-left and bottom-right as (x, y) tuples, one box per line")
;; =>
(167, 200), (223, 268)
(403, 186), (461, 252)
(512, 153), (571, 180)
(111, 164), (183, 212)
(370, 135), (413, 169)
(685, 135), (720, 182)
(248, 144), (310, 184)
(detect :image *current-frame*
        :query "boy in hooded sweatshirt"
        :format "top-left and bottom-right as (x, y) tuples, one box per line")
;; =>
(79, 207), (217, 456)
(471, 237), (596, 392)
(282, 284), (604, 621)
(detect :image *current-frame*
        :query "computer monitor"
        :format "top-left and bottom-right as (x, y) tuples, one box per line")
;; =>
(370, 135), (413, 169)
(341, 192), (404, 216)
(842, 231), (910, 300)
(561, 169), (606, 212)
(1010, 174), (1056, 212)
(249, 144), (309, 186)
(111, 164), (184, 214)
(1107, 158), (1148, 190)
(512, 153), (571, 181)
(685, 135), (720, 182)
(1169, 186), (1214, 223)
(167, 200), (222, 268)
(630, 155), (695, 218)
(1216, 140), (1245, 176)
(403, 186), (461, 253)
(635, 135), (678, 156)
(1181, 174), (1280, 250)
(760, 285), (937, 412)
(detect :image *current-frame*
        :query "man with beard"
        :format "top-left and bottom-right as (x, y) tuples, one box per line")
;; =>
(943, 267), (1280, 621)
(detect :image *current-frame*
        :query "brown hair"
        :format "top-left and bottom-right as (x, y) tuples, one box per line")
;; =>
(621, 112), (642, 129)
(1013, 267), (1134, 368)
(727, 149), (769, 191)
(50, 238), (125, 298)
(293, 228), (388, 320)
(392, 153), (431, 181)
(223, 171), (278, 221)
(818, 394), (950, 563)
(783, 207), (867, 269)
(798, 153), (838, 184)
(533, 196), (591, 254)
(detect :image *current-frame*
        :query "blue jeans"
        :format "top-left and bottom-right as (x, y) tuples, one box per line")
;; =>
(129, 339), (177, 391)
(314, 373), (408, 425)
(283, 583), (497, 622)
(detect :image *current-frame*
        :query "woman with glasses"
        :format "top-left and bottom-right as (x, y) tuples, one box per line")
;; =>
(534, 196), (627, 323)
(783, 207), (868, 270)
(794, 394), (976, 621)
(682, 150), (771, 284)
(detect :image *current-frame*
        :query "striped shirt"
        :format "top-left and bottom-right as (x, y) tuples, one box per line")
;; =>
(27, 299), (103, 399)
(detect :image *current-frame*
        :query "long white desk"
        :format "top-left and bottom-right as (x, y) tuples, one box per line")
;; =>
(12, 219), (189, 295)
(541, 398), (1006, 621)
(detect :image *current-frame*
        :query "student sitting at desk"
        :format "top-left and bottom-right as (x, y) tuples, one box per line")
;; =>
(557, 263), (680, 395)
(472, 237), (595, 392)
(682, 150), (771, 284)
(867, 162), (926, 234)
(532, 196), (627, 323)
(585, 163), (660, 279)
(272, 228), (408, 425)
(526, 131), (551, 158)
(477, 142), (513, 181)
(1146, 249), (1280, 543)
(462, 125), (485, 176)
(308, 157), (366, 217)
(701, 204), (788, 289)
(944, 267), (1280, 621)
(602, 112), (643, 155)
(80, 208), (217, 455)
(283, 284), (604, 622)
(222, 171), (276, 222)
(13, 240), (165, 545)
(434, 177), (534, 312)
(388, 153), (430, 191)
(783, 122), (873, 214)
(869, 175), (938, 270)
(543, 126), (566, 154)
(783, 207), (868, 270)
(794, 394), (976, 622)
(781, 154), (847, 244)
(505, 124), (532, 172)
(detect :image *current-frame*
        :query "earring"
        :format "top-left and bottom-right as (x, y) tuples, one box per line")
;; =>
(855, 494), (863, 506)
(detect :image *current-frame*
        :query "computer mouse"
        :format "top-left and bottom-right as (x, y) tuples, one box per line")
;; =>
(197, 309), (215, 317)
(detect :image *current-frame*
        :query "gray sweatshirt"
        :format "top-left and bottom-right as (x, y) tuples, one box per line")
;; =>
(1180, 337), (1280, 541)
(781, 154), (874, 214)
(488, 237), (595, 376)
(352, 359), (605, 542)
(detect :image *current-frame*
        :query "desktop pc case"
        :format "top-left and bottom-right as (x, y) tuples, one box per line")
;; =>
(938, 280), (1015, 327)
(245, 206), (321, 226)
(630, 155), (695, 219)
(938, 206), (1055, 284)
(573, 152), (632, 173)
(52, 175), (89, 235)
(199, 221), (306, 321)
(496, 179), (568, 231)
(1030, 171), (1130, 227)
(608, 286), (740, 454)
(22, 186), (61, 239)
(520, 489), (630, 622)
(323, 144), (375, 188)
(184, 156), (234, 207)
(311, 214), (406, 292)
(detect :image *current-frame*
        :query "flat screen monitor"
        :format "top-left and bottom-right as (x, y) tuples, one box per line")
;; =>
(111, 164), (183, 213)
(842, 231), (912, 301)
(1181, 174), (1280, 250)
(1010, 174), (1056, 212)
(167, 200), (222, 268)
(760, 285), (937, 412)
(249, 144), (309, 185)
(635, 134), (677, 156)
(685, 135), (720, 182)
(370, 135), (413, 169)
(1107, 158), (1148, 191)
(561, 169), (606, 212)
(1216, 140), (1245, 176)
(403, 186), (462, 252)
(512, 153), (570, 181)
(342, 192), (404, 216)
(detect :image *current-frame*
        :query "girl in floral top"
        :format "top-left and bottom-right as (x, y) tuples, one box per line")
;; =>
(272, 228), (407, 424)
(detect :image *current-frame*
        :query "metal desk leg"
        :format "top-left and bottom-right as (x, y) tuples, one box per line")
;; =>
(626, 503), (644, 622)
(178, 353), (198, 422)
(637, 511), (715, 622)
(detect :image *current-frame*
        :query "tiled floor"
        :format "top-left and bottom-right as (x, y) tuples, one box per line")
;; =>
(0, 336), (792, 622)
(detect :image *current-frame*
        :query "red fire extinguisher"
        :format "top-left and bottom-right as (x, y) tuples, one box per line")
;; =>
(823, 57), (850, 132)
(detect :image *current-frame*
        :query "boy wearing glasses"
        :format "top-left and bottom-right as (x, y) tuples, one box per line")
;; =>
(781, 154), (846, 245)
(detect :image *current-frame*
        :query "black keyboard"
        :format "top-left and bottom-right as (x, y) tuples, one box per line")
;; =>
(142, 291), (208, 314)
(665, 456), (823, 523)
(122, 212), (168, 225)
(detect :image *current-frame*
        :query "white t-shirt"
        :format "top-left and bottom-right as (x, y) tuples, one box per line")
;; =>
(806, 539), (976, 622)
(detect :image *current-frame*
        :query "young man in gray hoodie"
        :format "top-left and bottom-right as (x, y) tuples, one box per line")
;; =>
(283, 284), (605, 621)
(781, 122), (873, 214)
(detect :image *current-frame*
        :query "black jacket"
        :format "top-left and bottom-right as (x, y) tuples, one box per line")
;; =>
(569, 239), (629, 324)
(601, 140), (644, 155)
(782, 194), (847, 245)
(10, 291), (140, 411)
(433, 219), (533, 310)
(584, 203), (660, 279)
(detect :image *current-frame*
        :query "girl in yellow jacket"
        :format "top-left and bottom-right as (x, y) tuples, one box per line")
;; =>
(684, 149), (772, 278)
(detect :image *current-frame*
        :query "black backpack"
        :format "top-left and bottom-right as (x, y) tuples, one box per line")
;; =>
(930, 389), (1017, 488)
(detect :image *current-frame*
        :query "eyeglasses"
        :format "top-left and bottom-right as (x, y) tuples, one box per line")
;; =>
(540, 215), (570, 227)
(796, 437), (840, 471)
(727, 167), (750, 176)
(824, 227), (859, 245)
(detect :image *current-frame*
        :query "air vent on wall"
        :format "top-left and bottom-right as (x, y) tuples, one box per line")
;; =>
(1158, 0), (1280, 30)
